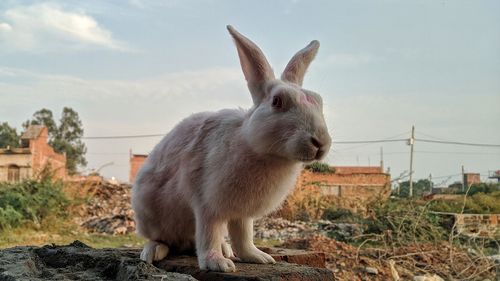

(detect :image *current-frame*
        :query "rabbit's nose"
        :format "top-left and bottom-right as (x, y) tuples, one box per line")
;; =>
(311, 136), (322, 149)
(311, 133), (331, 160)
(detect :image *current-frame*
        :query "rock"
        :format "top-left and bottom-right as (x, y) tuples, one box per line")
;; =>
(158, 256), (334, 281)
(0, 241), (335, 281)
(0, 241), (196, 281)
(364, 266), (378, 274)
(489, 254), (500, 263)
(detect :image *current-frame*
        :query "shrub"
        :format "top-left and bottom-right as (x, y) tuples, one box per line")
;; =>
(428, 191), (500, 214)
(304, 162), (334, 173)
(322, 207), (360, 222)
(462, 183), (500, 196)
(273, 184), (334, 221)
(361, 199), (447, 245)
(0, 173), (68, 229)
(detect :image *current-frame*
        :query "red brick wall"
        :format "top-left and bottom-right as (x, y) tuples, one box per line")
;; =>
(299, 169), (389, 186)
(463, 173), (481, 186)
(129, 155), (147, 183)
(29, 127), (66, 179)
(333, 166), (383, 174)
(297, 168), (392, 212)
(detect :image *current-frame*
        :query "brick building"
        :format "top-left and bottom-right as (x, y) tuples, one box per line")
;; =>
(129, 151), (148, 183)
(463, 173), (481, 186)
(297, 165), (391, 212)
(0, 125), (66, 182)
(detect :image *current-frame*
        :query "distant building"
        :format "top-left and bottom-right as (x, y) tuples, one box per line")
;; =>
(129, 151), (148, 183)
(488, 170), (500, 183)
(463, 173), (481, 186)
(298, 165), (391, 212)
(0, 125), (66, 182)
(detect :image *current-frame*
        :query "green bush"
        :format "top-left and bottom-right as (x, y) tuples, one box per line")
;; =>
(0, 174), (68, 229)
(428, 191), (500, 214)
(322, 207), (363, 223)
(0, 206), (23, 229)
(304, 162), (334, 173)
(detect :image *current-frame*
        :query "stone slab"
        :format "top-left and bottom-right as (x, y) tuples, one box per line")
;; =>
(157, 256), (334, 281)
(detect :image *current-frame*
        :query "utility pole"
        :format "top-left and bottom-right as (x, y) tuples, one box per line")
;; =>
(429, 173), (433, 193)
(380, 147), (384, 171)
(408, 126), (415, 197)
(461, 165), (465, 192)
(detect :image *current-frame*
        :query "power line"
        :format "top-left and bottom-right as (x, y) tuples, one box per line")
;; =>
(332, 150), (500, 157)
(82, 134), (165, 139)
(333, 131), (410, 151)
(333, 138), (407, 144)
(416, 138), (500, 148)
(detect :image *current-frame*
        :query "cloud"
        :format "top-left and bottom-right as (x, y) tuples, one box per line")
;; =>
(0, 22), (12, 31)
(0, 3), (128, 52)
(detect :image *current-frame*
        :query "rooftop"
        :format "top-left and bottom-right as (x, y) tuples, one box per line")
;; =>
(20, 125), (45, 140)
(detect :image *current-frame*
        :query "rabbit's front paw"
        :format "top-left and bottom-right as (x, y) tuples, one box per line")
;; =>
(201, 250), (237, 272)
(237, 247), (275, 264)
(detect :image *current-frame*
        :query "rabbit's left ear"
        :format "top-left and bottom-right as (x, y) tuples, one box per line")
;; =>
(281, 40), (320, 86)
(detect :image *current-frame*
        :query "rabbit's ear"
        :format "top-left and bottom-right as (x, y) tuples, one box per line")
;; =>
(227, 25), (275, 104)
(281, 40), (320, 86)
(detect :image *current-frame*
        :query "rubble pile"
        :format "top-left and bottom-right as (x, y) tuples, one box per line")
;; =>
(75, 181), (135, 235)
(254, 217), (363, 243)
(254, 217), (317, 241)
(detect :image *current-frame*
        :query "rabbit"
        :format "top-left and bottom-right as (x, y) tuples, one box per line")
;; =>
(131, 25), (331, 272)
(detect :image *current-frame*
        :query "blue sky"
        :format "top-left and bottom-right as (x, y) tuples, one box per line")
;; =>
(1, 0), (499, 183)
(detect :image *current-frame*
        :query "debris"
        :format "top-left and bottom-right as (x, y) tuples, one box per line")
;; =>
(388, 260), (400, 281)
(73, 181), (135, 235)
(365, 267), (378, 275)
(413, 274), (444, 281)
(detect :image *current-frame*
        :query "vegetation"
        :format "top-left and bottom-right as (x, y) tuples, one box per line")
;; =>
(458, 182), (500, 195)
(429, 191), (500, 214)
(23, 107), (87, 174)
(394, 179), (432, 198)
(0, 122), (20, 148)
(0, 170), (68, 230)
(304, 162), (334, 173)
(0, 171), (143, 249)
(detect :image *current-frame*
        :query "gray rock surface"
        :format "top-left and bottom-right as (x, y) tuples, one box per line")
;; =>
(0, 241), (196, 281)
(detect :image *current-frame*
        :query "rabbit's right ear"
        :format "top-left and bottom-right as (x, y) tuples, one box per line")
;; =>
(227, 25), (275, 104)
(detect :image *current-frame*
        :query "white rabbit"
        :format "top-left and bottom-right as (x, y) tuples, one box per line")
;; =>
(131, 25), (331, 272)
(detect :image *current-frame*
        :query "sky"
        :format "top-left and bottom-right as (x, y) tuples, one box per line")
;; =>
(1, 0), (499, 184)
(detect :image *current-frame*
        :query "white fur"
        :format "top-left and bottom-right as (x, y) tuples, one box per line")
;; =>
(132, 25), (331, 272)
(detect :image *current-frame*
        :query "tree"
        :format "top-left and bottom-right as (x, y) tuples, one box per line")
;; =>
(24, 107), (87, 174)
(23, 108), (58, 139)
(397, 179), (432, 198)
(52, 107), (87, 174)
(0, 122), (20, 148)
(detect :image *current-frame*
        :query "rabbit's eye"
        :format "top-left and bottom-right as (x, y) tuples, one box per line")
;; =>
(272, 96), (283, 109)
